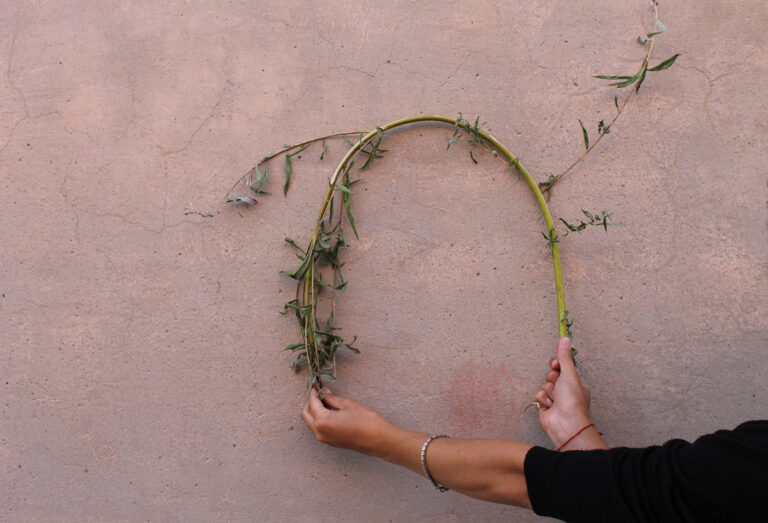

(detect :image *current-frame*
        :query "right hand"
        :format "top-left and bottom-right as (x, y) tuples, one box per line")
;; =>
(535, 337), (602, 450)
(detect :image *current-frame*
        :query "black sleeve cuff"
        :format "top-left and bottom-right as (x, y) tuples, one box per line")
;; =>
(523, 445), (557, 516)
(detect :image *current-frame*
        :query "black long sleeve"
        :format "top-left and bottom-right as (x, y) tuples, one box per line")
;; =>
(524, 420), (768, 522)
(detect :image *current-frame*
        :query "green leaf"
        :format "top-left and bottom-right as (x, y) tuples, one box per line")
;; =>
(288, 252), (313, 280)
(469, 150), (478, 164)
(319, 373), (338, 383)
(337, 185), (353, 195)
(579, 119), (590, 150)
(646, 31), (664, 38)
(609, 77), (639, 88)
(343, 165), (359, 239)
(361, 134), (384, 170)
(344, 192), (358, 239)
(647, 53), (680, 71)
(284, 237), (303, 251)
(291, 353), (308, 372)
(560, 218), (586, 232)
(284, 155), (292, 196)
(614, 95), (619, 110)
(594, 74), (634, 80)
(635, 59), (649, 92)
(247, 164), (269, 194)
(287, 143), (310, 157)
(283, 343), (307, 352)
(446, 135), (461, 150)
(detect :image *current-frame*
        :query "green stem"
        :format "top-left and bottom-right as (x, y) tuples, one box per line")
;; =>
(302, 115), (567, 347)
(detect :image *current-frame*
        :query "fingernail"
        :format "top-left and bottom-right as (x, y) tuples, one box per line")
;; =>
(560, 337), (570, 348)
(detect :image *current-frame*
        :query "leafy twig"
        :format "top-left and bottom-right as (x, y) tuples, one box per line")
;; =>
(540, 3), (678, 195)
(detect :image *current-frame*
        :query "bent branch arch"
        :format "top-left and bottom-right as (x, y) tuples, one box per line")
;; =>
(294, 115), (567, 388)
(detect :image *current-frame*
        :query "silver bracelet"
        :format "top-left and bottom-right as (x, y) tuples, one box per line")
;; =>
(420, 434), (450, 492)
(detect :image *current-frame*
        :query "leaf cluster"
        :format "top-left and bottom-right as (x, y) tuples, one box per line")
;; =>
(560, 311), (579, 364)
(448, 114), (497, 161)
(279, 159), (364, 391)
(346, 127), (387, 172)
(594, 53), (679, 92)
(560, 209), (617, 234)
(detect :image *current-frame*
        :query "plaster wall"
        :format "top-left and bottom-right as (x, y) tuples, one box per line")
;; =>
(1, 1), (766, 521)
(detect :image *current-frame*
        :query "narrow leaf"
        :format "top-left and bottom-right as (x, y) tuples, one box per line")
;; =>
(319, 373), (338, 383)
(594, 74), (634, 80)
(289, 252), (313, 280)
(646, 31), (664, 38)
(284, 237), (303, 251)
(344, 195), (358, 239)
(648, 53), (680, 71)
(579, 119), (590, 150)
(635, 59), (649, 92)
(287, 143), (310, 157)
(283, 155), (292, 196)
(614, 95), (619, 110)
(320, 138), (326, 160)
(609, 77), (639, 88)
(469, 150), (478, 164)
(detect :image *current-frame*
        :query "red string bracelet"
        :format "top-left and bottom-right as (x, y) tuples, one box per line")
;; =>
(557, 423), (598, 451)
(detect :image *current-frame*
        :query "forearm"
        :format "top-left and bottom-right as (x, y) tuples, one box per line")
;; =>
(374, 425), (533, 508)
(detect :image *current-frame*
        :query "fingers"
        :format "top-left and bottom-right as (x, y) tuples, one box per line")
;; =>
(321, 389), (352, 410)
(546, 369), (560, 384)
(301, 397), (315, 428)
(550, 357), (560, 371)
(306, 386), (328, 418)
(534, 389), (552, 408)
(556, 337), (577, 378)
(541, 382), (554, 398)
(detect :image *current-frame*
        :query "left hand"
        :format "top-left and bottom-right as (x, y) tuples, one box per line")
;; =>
(301, 387), (394, 456)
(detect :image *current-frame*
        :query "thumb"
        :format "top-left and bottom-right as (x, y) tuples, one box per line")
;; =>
(321, 388), (352, 410)
(556, 337), (577, 377)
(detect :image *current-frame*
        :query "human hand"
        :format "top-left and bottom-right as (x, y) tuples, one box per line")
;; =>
(301, 387), (395, 456)
(534, 337), (606, 450)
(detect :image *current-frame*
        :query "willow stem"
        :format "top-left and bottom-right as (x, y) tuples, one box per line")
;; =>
(303, 115), (568, 345)
(543, 11), (660, 194)
(223, 131), (366, 203)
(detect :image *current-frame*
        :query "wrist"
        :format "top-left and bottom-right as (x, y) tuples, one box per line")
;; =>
(548, 413), (593, 449)
(553, 417), (608, 451)
(368, 422), (407, 460)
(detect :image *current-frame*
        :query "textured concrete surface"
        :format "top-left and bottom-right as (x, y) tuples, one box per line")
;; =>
(1, 1), (766, 521)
